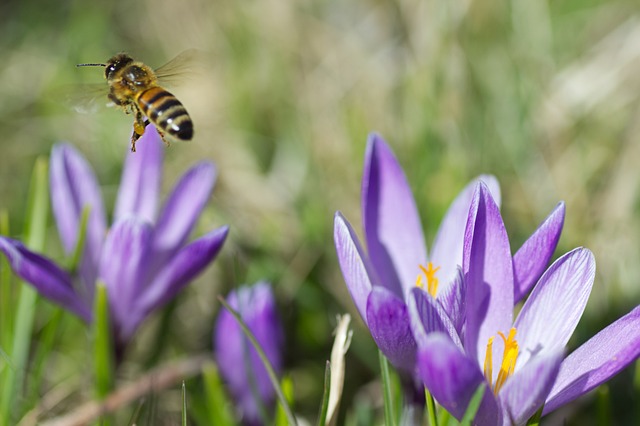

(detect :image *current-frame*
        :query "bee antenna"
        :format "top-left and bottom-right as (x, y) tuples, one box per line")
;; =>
(76, 63), (106, 68)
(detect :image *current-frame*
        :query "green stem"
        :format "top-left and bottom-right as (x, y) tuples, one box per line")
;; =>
(378, 350), (396, 426)
(425, 387), (438, 426)
(0, 210), (11, 350)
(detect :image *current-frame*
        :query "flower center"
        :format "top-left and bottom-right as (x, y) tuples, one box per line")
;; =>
(483, 327), (519, 395)
(415, 262), (441, 298)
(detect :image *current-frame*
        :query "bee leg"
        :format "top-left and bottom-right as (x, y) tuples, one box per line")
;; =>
(143, 119), (170, 147)
(130, 131), (142, 153)
(130, 110), (146, 152)
(158, 131), (171, 147)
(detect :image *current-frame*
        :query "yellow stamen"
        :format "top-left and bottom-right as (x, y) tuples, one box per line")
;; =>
(415, 262), (441, 298)
(483, 327), (519, 395)
(483, 336), (494, 386)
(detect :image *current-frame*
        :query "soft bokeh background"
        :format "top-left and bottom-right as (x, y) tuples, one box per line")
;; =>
(1, 0), (639, 424)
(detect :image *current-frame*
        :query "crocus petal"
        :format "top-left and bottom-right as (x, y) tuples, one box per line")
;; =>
(362, 134), (427, 298)
(417, 333), (500, 424)
(366, 287), (416, 373)
(431, 175), (500, 288)
(408, 287), (462, 350)
(0, 237), (91, 322)
(513, 202), (565, 302)
(544, 305), (640, 414)
(463, 183), (514, 364)
(436, 267), (466, 335)
(98, 218), (154, 342)
(214, 282), (284, 424)
(50, 144), (107, 297)
(140, 226), (229, 316)
(113, 125), (164, 223)
(514, 248), (595, 368)
(499, 351), (563, 426)
(334, 212), (376, 324)
(152, 162), (217, 261)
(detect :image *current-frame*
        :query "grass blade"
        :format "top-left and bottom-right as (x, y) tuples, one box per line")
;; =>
(26, 307), (64, 406)
(275, 375), (294, 426)
(93, 283), (114, 400)
(0, 157), (49, 425)
(317, 361), (331, 426)
(66, 205), (90, 272)
(182, 381), (188, 426)
(526, 404), (544, 426)
(459, 384), (485, 426)
(202, 362), (235, 426)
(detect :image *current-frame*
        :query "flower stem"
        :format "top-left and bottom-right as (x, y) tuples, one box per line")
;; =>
(378, 350), (397, 426)
(425, 387), (438, 426)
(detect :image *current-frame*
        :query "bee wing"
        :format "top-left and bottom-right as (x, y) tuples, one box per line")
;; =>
(56, 83), (111, 114)
(154, 49), (204, 85)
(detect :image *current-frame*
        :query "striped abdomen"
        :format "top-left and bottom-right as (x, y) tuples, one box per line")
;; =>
(137, 86), (193, 140)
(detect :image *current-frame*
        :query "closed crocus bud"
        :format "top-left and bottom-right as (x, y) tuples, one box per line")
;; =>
(214, 282), (284, 426)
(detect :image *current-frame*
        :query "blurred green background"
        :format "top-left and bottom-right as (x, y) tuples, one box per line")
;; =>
(1, 0), (639, 424)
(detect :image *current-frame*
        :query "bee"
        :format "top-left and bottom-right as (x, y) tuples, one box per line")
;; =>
(76, 52), (195, 152)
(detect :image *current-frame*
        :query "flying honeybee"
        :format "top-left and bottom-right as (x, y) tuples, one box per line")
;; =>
(76, 52), (196, 152)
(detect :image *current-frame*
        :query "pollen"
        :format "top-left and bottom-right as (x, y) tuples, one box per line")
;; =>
(483, 327), (519, 395)
(415, 262), (441, 298)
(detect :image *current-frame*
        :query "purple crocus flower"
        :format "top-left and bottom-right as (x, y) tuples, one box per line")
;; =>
(414, 183), (640, 425)
(333, 134), (564, 375)
(0, 126), (228, 353)
(214, 282), (284, 426)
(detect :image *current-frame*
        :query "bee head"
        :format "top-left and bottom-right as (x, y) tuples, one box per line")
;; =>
(104, 54), (134, 80)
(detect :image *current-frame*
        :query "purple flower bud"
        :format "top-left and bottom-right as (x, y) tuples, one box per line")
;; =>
(214, 282), (284, 426)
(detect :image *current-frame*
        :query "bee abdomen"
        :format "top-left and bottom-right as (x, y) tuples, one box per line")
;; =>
(137, 87), (193, 141)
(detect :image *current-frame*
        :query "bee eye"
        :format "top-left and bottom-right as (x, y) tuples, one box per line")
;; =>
(105, 63), (118, 79)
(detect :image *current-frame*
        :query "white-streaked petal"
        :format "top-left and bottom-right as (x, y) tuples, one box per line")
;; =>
(334, 212), (377, 324)
(514, 248), (595, 368)
(544, 305), (640, 414)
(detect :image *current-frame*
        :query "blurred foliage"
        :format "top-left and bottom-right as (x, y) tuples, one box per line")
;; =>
(0, 0), (639, 424)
